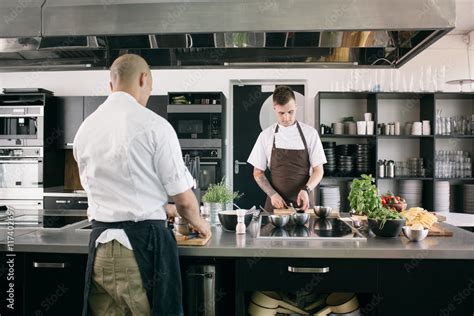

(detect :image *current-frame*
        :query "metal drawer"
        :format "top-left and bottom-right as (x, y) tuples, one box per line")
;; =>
(238, 258), (377, 292)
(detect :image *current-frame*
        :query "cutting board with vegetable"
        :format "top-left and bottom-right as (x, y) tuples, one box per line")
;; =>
(175, 233), (211, 246)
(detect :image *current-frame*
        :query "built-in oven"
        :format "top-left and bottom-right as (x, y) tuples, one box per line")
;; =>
(0, 147), (43, 200)
(167, 104), (222, 141)
(182, 147), (222, 191)
(0, 105), (44, 146)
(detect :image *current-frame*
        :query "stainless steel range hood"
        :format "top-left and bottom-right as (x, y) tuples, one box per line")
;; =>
(0, 0), (455, 70)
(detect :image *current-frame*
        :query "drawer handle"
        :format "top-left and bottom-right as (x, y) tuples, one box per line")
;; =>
(288, 266), (330, 273)
(33, 262), (70, 269)
(55, 200), (68, 204)
(77, 201), (88, 204)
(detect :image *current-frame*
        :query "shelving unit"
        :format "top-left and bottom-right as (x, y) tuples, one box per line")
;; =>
(315, 91), (474, 213)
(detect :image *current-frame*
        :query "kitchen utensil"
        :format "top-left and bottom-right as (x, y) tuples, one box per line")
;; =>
(218, 210), (253, 232)
(175, 233), (211, 246)
(314, 293), (359, 316)
(427, 223), (453, 236)
(356, 121), (366, 135)
(250, 291), (309, 315)
(314, 206), (332, 218)
(269, 214), (290, 228)
(290, 212), (310, 225)
(366, 121), (375, 135)
(402, 226), (429, 242)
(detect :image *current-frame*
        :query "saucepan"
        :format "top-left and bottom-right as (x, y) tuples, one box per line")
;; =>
(314, 293), (359, 316)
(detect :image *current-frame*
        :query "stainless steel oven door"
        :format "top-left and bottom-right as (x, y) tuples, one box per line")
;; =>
(0, 159), (42, 188)
(199, 161), (218, 190)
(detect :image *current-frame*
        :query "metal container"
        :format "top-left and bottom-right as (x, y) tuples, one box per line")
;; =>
(386, 160), (395, 178)
(269, 215), (290, 228)
(378, 160), (385, 178)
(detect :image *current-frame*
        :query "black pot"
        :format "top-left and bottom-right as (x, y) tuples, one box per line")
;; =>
(218, 210), (253, 232)
(368, 218), (406, 237)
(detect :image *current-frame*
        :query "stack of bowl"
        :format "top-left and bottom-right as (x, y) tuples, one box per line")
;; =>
(323, 142), (336, 176)
(354, 144), (372, 176)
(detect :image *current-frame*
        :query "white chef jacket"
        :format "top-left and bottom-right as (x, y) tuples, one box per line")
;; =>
(73, 91), (193, 250)
(247, 122), (327, 171)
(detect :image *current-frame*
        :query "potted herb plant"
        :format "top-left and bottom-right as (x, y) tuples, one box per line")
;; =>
(202, 179), (242, 226)
(348, 174), (381, 216)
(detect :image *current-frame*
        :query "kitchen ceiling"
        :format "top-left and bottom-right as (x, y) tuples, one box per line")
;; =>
(0, 0), (456, 71)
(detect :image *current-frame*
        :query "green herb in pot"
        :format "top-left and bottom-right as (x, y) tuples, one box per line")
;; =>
(348, 174), (381, 216)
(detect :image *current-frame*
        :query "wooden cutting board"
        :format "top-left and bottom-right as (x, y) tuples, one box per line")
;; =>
(428, 223), (453, 237)
(175, 233), (211, 246)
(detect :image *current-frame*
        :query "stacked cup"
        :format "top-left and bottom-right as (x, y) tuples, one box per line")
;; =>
(422, 120), (431, 135)
(363, 112), (375, 135)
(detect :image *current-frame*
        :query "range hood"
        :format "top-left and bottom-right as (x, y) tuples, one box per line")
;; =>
(0, 0), (455, 70)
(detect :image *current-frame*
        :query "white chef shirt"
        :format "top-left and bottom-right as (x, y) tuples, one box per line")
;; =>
(73, 91), (194, 250)
(247, 122), (327, 171)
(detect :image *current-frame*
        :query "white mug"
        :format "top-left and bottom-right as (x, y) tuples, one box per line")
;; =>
(356, 121), (367, 135)
(364, 112), (372, 122)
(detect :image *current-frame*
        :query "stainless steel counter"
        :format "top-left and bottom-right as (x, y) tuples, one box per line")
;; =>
(1, 211), (473, 259)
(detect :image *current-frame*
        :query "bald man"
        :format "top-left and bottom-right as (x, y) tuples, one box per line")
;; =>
(74, 54), (210, 316)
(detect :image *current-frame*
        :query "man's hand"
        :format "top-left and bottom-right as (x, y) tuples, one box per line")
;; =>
(296, 190), (309, 210)
(270, 193), (287, 209)
(165, 204), (178, 218)
(191, 218), (212, 238)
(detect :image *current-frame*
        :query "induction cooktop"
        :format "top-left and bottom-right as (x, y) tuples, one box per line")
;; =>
(257, 215), (367, 241)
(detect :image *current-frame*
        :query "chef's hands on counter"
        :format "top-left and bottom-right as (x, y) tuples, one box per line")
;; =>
(171, 189), (211, 238)
(270, 193), (287, 209)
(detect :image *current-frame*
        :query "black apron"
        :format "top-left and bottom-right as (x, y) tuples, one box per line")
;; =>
(264, 121), (311, 212)
(82, 220), (183, 316)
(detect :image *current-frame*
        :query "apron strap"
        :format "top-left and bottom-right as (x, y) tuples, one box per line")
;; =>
(272, 124), (279, 149)
(296, 121), (309, 151)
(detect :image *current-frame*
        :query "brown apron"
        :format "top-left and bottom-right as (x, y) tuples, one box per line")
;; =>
(264, 121), (311, 212)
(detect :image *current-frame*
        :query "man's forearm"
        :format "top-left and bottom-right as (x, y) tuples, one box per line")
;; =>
(172, 189), (201, 224)
(254, 173), (277, 197)
(306, 165), (324, 190)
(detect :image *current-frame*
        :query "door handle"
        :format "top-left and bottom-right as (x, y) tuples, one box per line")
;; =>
(287, 266), (330, 273)
(234, 160), (247, 174)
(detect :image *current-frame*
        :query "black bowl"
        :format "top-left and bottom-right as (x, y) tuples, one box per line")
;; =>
(218, 210), (253, 231)
(368, 218), (406, 237)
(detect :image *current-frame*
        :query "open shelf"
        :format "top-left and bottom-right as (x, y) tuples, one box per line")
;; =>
(316, 91), (473, 212)
(321, 135), (376, 138)
(378, 135), (433, 138)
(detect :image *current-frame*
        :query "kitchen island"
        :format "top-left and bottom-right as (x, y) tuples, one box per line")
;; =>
(1, 210), (474, 316)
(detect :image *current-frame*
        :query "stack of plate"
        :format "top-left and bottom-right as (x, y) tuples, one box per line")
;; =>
(354, 144), (372, 176)
(463, 184), (474, 213)
(336, 145), (355, 176)
(322, 142), (336, 176)
(399, 180), (423, 208)
(434, 181), (450, 213)
(320, 186), (340, 211)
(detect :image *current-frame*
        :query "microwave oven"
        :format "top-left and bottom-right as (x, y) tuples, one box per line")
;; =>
(168, 112), (221, 140)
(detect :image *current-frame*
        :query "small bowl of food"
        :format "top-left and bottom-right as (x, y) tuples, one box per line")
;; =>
(269, 214), (290, 228)
(290, 212), (310, 225)
(314, 206), (332, 218)
(402, 224), (429, 242)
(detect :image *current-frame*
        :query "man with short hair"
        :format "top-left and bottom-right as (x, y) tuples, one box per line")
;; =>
(74, 53), (210, 316)
(248, 86), (326, 211)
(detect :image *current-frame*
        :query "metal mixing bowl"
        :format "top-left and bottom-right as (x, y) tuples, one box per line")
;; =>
(269, 214), (290, 228)
(290, 212), (310, 225)
(402, 226), (429, 242)
(314, 206), (332, 218)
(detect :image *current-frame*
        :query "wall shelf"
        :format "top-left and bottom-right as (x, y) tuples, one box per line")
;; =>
(316, 91), (474, 213)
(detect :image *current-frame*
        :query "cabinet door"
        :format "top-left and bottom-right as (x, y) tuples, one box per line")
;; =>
(24, 253), (87, 316)
(147, 95), (168, 119)
(56, 97), (84, 148)
(84, 96), (107, 119)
